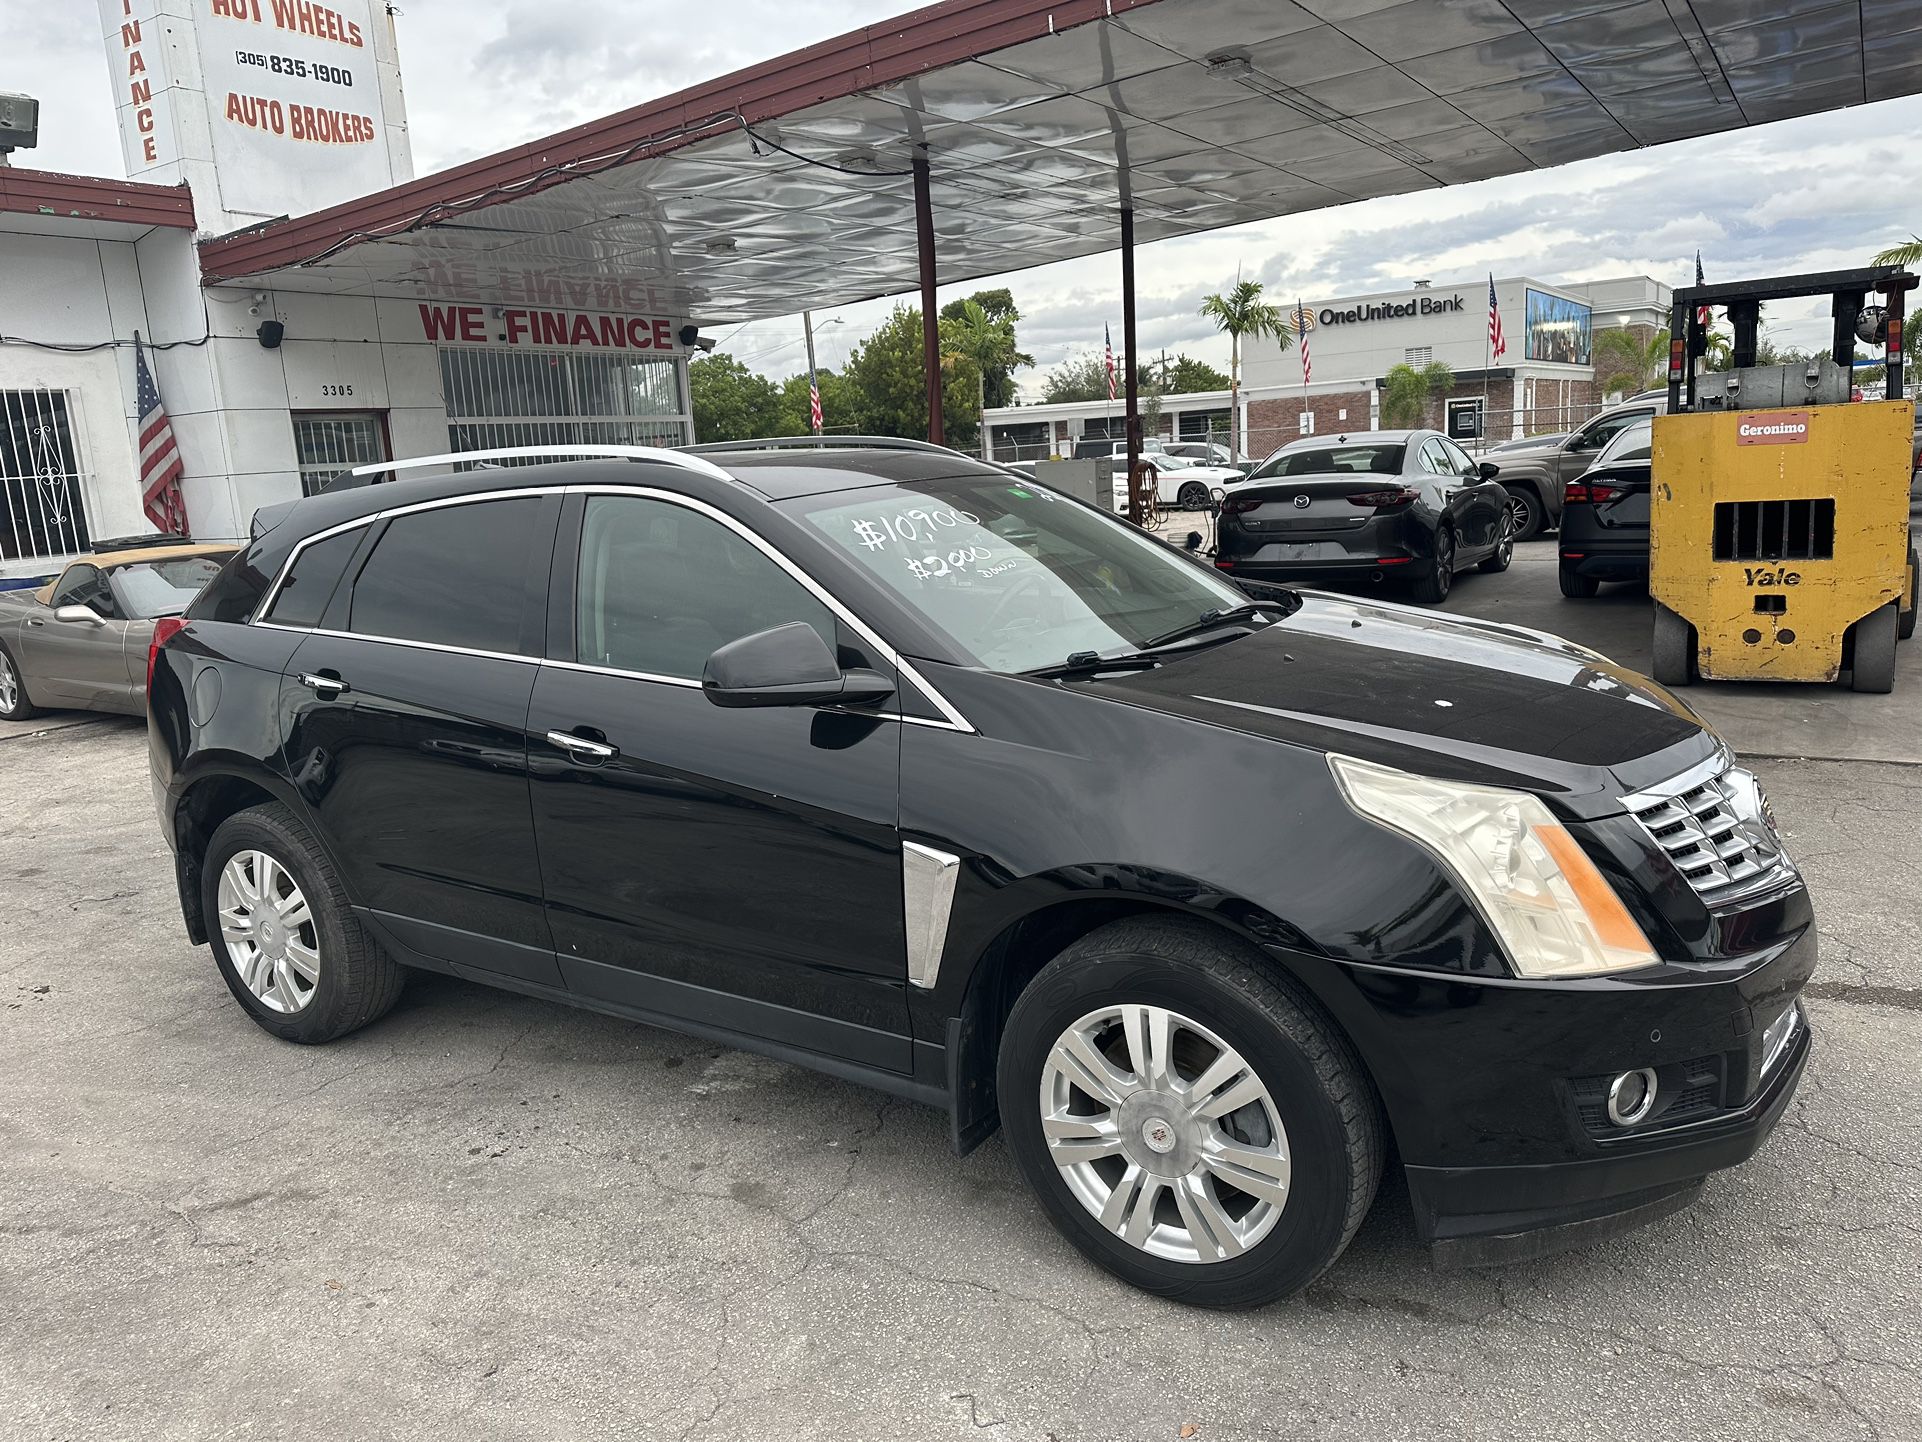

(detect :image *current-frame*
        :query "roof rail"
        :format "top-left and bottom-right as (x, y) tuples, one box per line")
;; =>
(684, 435), (965, 457)
(348, 444), (736, 484)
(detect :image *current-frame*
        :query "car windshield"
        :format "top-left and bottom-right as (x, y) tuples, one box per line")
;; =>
(1596, 419), (1653, 466)
(108, 556), (228, 617)
(1248, 443), (1406, 479)
(790, 477), (1250, 674)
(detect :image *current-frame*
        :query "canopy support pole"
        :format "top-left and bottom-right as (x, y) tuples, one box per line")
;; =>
(913, 151), (943, 447)
(1121, 206), (1141, 526)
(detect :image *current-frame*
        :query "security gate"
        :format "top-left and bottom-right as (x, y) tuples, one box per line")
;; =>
(1, 388), (93, 563)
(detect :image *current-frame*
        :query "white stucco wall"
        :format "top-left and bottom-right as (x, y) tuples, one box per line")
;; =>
(0, 225), (199, 577)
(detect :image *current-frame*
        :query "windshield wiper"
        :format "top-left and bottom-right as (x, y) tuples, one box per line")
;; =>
(1136, 601), (1283, 651)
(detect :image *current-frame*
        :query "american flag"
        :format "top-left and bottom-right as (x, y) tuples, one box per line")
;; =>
(1297, 299), (1311, 385)
(808, 372), (823, 434)
(1694, 250), (1711, 330)
(1487, 275), (1506, 361)
(1104, 325), (1116, 401)
(135, 337), (189, 535)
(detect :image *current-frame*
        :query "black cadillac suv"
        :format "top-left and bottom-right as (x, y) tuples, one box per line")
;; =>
(149, 440), (1813, 1308)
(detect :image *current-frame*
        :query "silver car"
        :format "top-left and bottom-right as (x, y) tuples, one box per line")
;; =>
(0, 544), (235, 720)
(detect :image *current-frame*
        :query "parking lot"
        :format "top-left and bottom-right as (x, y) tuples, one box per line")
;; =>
(3, 538), (1919, 1442)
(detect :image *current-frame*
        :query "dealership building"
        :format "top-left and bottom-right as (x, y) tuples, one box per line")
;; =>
(982, 273), (1670, 462)
(1, 1), (694, 584)
(5, 0), (1909, 581)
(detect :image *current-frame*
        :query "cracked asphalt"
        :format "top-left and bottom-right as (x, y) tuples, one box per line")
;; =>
(3, 709), (1919, 1441)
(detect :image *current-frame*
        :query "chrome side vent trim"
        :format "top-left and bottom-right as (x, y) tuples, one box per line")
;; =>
(902, 842), (961, 990)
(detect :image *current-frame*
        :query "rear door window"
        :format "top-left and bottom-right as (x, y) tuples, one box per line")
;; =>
(347, 498), (541, 653)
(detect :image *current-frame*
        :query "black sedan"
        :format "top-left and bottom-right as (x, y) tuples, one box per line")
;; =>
(1214, 429), (1513, 603)
(1559, 417), (1652, 597)
(151, 440), (1809, 1308)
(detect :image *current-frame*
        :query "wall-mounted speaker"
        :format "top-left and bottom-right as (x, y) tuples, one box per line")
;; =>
(678, 324), (700, 348)
(256, 320), (285, 349)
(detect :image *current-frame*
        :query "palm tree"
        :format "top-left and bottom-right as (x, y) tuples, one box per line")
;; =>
(1874, 236), (1922, 268)
(1198, 279), (1292, 458)
(1593, 327), (1668, 396)
(943, 299), (1021, 458)
(1380, 361), (1453, 429)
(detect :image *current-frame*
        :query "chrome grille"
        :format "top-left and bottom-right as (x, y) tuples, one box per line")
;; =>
(1623, 754), (1793, 900)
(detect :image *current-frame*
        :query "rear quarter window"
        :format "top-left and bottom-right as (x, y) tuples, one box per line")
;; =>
(261, 529), (364, 628)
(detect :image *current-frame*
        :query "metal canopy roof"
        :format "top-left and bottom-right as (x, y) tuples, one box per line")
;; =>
(198, 0), (1922, 322)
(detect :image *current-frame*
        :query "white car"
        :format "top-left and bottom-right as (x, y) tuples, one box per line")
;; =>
(1110, 452), (1244, 510)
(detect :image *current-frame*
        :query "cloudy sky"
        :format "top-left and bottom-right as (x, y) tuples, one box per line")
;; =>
(19, 2), (1922, 393)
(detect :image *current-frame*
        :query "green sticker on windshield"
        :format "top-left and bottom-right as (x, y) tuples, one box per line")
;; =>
(1008, 487), (1032, 498)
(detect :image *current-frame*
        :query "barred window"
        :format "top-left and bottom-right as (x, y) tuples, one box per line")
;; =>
(1, 388), (92, 563)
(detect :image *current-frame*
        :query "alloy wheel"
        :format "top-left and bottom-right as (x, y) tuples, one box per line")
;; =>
(216, 849), (321, 1014)
(0, 652), (16, 714)
(1497, 506), (1515, 565)
(1039, 1004), (1291, 1263)
(1434, 533), (1455, 597)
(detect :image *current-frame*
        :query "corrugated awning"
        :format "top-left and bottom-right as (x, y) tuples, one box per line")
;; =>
(197, 0), (1922, 322)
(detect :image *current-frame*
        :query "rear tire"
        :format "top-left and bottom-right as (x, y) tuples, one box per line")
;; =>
(1503, 485), (1544, 540)
(202, 802), (404, 1043)
(996, 918), (1383, 1310)
(1899, 543), (1917, 641)
(1558, 562), (1600, 598)
(0, 642), (38, 721)
(1850, 604), (1899, 694)
(1409, 527), (1455, 605)
(1652, 603), (1695, 687)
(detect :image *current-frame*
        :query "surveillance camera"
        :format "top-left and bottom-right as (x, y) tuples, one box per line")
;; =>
(696, 336), (717, 353)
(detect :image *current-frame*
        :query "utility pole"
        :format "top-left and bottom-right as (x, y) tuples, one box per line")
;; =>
(802, 309), (822, 434)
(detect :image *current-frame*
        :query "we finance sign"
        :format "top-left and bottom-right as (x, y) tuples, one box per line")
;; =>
(420, 304), (686, 353)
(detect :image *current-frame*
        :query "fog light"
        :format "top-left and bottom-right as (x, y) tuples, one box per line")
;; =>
(1606, 1068), (1658, 1126)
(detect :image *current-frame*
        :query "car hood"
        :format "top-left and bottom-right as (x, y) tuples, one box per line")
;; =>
(1088, 590), (1717, 818)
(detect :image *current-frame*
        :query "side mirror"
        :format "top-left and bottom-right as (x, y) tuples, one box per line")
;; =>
(54, 604), (105, 625)
(702, 621), (895, 710)
(1478, 460), (1501, 480)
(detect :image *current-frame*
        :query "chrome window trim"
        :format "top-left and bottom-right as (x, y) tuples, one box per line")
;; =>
(255, 622), (540, 668)
(250, 482), (974, 733)
(567, 485), (973, 733)
(901, 841), (962, 989)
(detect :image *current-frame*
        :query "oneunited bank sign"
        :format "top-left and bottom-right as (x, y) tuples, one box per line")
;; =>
(1318, 293), (1467, 326)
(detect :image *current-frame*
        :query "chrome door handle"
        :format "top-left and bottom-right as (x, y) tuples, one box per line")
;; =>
(546, 730), (617, 761)
(26, 617), (44, 626)
(299, 673), (349, 698)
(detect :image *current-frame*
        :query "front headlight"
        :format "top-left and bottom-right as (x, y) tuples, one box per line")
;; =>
(1329, 754), (1661, 979)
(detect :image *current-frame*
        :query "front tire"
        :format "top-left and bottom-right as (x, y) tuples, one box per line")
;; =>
(997, 918), (1383, 1309)
(1652, 602), (1695, 687)
(1478, 505), (1515, 573)
(202, 802), (403, 1043)
(1503, 485), (1544, 540)
(1409, 527), (1455, 605)
(0, 642), (39, 721)
(1177, 481), (1210, 510)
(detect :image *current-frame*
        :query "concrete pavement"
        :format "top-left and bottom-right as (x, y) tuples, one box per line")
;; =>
(2, 710), (1918, 1439)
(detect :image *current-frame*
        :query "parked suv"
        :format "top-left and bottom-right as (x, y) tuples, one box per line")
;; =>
(151, 441), (1812, 1308)
(1485, 395), (1667, 538)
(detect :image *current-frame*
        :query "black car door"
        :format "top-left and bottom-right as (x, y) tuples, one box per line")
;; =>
(1440, 437), (1504, 552)
(276, 493), (564, 987)
(525, 490), (911, 1071)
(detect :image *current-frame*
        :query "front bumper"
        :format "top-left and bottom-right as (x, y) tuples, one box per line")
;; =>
(1410, 1014), (1809, 1266)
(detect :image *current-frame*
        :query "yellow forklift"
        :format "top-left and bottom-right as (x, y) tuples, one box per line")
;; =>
(1652, 266), (1919, 692)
